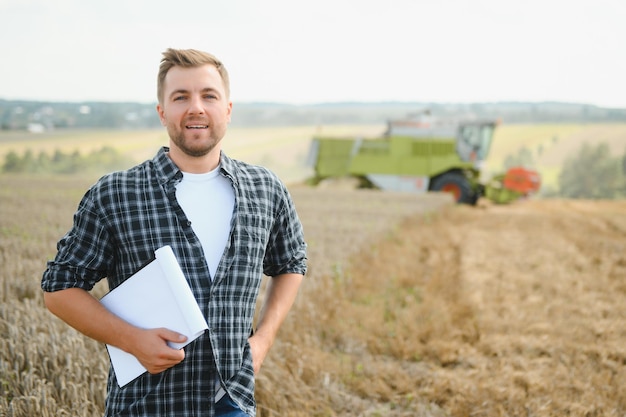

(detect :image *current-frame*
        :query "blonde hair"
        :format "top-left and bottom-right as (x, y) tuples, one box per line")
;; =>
(157, 48), (230, 103)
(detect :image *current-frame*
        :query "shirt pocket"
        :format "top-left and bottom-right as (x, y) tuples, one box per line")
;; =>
(240, 212), (271, 264)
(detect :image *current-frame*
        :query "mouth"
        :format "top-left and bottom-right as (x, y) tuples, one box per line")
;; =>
(186, 124), (209, 130)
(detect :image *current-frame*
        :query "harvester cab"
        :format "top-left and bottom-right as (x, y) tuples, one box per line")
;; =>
(456, 122), (496, 164)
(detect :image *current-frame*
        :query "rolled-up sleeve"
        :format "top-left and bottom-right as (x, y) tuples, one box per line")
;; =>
(263, 187), (307, 278)
(42, 186), (113, 292)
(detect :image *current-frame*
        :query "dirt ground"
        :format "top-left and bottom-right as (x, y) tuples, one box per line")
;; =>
(277, 190), (626, 416)
(1, 173), (624, 416)
(389, 198), (626, 416)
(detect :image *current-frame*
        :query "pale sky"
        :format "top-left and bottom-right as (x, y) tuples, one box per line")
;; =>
(1, 0), (625, 108)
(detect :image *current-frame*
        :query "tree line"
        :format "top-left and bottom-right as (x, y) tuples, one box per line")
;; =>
(2, 147), (135, 175)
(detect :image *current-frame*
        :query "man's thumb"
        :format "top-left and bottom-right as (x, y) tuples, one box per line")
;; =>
(161, 328), (187, 344)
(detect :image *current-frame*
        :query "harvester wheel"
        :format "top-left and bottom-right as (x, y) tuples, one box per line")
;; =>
(430, 172), (475, 204)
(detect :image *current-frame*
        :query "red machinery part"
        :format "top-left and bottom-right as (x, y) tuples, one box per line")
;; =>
(502, 167), (542, 195)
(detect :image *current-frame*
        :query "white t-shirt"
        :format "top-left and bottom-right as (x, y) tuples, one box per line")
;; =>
(175, 166), (235, 279)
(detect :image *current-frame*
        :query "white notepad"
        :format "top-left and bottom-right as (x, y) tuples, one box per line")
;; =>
(100, 245), (209, 387)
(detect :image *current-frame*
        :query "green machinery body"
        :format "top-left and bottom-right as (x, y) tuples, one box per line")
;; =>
(308, 117), (499, 204)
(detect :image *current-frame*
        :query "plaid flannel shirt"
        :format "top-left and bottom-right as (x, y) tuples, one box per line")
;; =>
(42, 147), (307, 417)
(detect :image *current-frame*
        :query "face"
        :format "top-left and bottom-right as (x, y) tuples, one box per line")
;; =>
(157, 64), (232, 159)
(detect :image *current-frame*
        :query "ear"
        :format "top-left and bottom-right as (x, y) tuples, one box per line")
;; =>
(226, 101), (233, 123)
(156, 104), (167, 126)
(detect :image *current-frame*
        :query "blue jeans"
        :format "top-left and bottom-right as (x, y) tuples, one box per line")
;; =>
(215, 394), (248, 417)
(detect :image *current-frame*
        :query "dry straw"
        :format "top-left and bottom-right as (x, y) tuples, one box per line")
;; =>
(2, 175), (626, 416)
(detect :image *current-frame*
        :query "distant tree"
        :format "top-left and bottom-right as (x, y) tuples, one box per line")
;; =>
(2, 151), (23, 172)
(52, 149), (64, 163)
(37, 151), (52, 173)
(22, 150), (36, 172)
(504, 146), (535, 169)
(559, 142), (624, 199)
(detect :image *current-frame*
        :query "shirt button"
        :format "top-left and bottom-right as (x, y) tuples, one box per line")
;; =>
(187, 221), (192, 226)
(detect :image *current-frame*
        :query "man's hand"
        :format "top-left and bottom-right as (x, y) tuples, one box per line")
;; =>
(250, 273), (303, 375)
(128, 328), (188, 374)
(249, 332), (272, 375)
(43, 288), (188, 374)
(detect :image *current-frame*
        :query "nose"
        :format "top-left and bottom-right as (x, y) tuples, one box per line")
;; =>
(188, 95), (205, 114)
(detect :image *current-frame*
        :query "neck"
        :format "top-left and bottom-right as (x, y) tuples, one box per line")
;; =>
(167, 147), (221, 174)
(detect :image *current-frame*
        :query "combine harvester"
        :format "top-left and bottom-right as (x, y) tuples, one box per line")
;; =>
(307, 111), (541, 205)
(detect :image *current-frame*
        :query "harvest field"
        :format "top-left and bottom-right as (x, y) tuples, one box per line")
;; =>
(1, 124), (626, 416)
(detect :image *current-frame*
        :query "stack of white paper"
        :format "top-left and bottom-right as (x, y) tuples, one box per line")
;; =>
(100, 245), (209, 386)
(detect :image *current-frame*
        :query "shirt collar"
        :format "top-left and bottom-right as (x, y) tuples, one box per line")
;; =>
(153, 146), (238, 186)
(153, 147), (182, 185)
(219, 151), (238, 186)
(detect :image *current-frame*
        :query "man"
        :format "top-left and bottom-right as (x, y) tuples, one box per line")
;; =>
(41, 48), (307, 417)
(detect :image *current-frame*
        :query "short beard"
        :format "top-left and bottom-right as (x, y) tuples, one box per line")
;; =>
(168, 127), (220, 158)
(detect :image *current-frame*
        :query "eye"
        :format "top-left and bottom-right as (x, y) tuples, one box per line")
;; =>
(173, 95), (186, 101)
